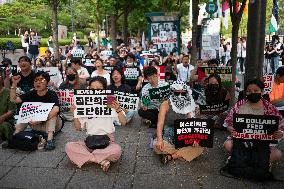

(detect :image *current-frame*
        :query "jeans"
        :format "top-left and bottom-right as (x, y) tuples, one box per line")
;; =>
(238, 57), (245, 72)
(27, 53), (39, 66)
(271, 56), (280, 74)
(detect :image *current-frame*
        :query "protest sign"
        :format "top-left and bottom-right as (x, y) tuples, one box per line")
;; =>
(141, 95), (151, 107)
(71, 49), (84, 58)
(123, 67), (139, 80)
(37, 67), (62, 86)
(17, 102), (54, 124)
(114, 91), (139, 111)
(82, 58), (95, 67)
(0, 65), (18, 76)
(263, 74), (273, 94)
(233, 114), (279, 143)
(149, 85), (170, 100)
(74, 89), (117, 118)
(56, 89), (74, 112)
(174, 118), (214, 148)
(198, 66), (232, 86)
(199, 100), (229, 114)
(100, 50), (112, 60)
(103, 66), (114, 74)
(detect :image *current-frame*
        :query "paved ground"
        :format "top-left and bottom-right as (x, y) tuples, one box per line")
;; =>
(0, 112), (284, 189)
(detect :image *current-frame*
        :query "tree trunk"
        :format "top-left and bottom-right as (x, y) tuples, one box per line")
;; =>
(110, 13), (117, 50)
(51, 0), (59, 59)
(245, 1), (267, 82)
(191, 0), (199, 66)
(97, 24), (101, 53)
(122, 8), (129, 44)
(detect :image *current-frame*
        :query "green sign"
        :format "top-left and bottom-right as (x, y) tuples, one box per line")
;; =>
(141, 95), (151, 106)
(149, 85), (170, 100)
(205, 2), (218, 15)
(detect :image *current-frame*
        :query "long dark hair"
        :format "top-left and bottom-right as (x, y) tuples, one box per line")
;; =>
(110, 67), (125, 85)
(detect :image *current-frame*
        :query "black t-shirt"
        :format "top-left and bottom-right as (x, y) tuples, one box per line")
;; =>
(18, 71), (35, 93)
(20, 89), (60, 107)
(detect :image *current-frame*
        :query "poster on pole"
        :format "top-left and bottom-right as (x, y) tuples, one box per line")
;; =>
(114, 91), (139, 111)
(263, 74), (273, 94)
(233, 114), (279, 143)
(74, 89), (117, 118)
(58, 25), (67, 39)
(17, 102), (54, 124)
(174, 118), (214, 148)
(56, 90), (74, 112)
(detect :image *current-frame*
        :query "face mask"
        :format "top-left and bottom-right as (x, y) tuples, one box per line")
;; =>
(67, 74), (76, 81)
(208, 84), (219, 94)
(246, 93), (262, 103)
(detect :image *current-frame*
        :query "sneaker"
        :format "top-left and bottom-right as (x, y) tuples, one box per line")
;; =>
(45, 140), (55, 150)
(38, 136), (46, 150)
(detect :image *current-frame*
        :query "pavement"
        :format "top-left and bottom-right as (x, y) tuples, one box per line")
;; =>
(0, 112), (284, 189)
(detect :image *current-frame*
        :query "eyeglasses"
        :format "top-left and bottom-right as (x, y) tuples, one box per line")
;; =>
(34, 78), (46, 83)
(174, 91), (187, 96)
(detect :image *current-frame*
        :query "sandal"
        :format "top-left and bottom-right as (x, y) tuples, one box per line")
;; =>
(160, 154), (173, 165)
(100, 160), (111, 172)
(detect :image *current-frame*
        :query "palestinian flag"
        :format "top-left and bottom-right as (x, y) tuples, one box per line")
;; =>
(269, 0), (279, 33)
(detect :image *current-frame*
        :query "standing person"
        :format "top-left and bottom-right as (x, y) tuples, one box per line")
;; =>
(271, 35), (283, 73)
(65, 76), (126, 172)
(138, 66), (169, 128)
(239, 37), (246, 74)
(27, 31), (40, 65)
(176, 55), (194, 83)
(18, 29), (29, 54)
(87, 37), (94, 50)
(91, 59), (111, 86)
(47, 34), (54, 53)
(153, 81), (203, 164)
(264, 43), (274, 74)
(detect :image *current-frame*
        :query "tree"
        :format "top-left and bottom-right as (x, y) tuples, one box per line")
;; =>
(191, 0), (199, 67)
(50, 0), (60, 59)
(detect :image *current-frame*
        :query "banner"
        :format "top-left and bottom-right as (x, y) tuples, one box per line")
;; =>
(263, 74), (273, 94)
(71, 49), (84, 58)
(123, 67), (139, 80)
(198, 66), (232, 86)
(233, 114), (279, 143)
(114, 91), (139, 111)
(37, 67), (62, 85)
(199, 100), (229, 114)
(74, 89), (117, 118)
(56, 90), (74, 112)
(149, 85), (170, 99)
(150, 22), (178, 54)
(174, 118), (214, 148)
(82, 58), (95, 67)
(17, 102), (54, 124)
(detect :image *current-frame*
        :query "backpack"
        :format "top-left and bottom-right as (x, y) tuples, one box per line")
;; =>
(8, 131), (40, 151)
(226, 140), (274, 180)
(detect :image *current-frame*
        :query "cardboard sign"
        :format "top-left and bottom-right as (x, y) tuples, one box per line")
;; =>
(263, 74), (273, 94)
(74, 89), (117, 118)
(71, 49), (84, 58)
(233, 114), (279, 143)
(199, 100), (229, 114)
(174, 118), (214, 148)
(82, 58), (95, 66)
(0, 65), (18, 76)
(198, 67), (232, 87)
(37, 67), (62, 85)
(56, 90), (74, 112)
(149, 85), (170, 100)
(114, 91), (139, 111)
(103, 66), (114, 74)
(17, 102), (54, 124)
(123, 67), (139, 80)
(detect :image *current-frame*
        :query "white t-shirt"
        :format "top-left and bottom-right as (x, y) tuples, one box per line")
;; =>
(77, 67), (90, 79)
(91, 71), (111, 85)
(176, 63), (194, 82)
(79, 117), (118, 135)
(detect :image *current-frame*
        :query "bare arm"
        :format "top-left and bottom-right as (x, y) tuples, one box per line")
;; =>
(157, 101), (169, 140)
(47, 106), (59, 120)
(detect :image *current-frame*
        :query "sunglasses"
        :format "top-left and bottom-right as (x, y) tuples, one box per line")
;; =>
(174, 91), (187, 96)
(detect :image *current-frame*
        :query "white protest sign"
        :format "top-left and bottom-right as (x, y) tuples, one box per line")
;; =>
(74, 89), (117, 118)
(123, 67), (139, 80)
(82, 58), (95, 67)
(71, 49), (84, 58)
(263, 74), (273, 94)
(37, 67), (62, 86)
(202, 35), (211, 50)
(17, 102), (54, 124)
(100, 50), (112, 60)
(114, 91), (139, 111)
(56, 89), (74, 112)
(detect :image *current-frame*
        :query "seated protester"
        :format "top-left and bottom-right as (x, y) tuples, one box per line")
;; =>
(138, 66), (169, 128)
(0, 69), (16, 141)
(65, 76), (126, 172)
(107, 67), (134, 124)
(10, 71), (62, 150)
(224, 79), (284, 162)
(124, 53), (143, 94)
(196, 74), (230, 128)
(269, 66), (284, 106)
(16, 56), (36, 94)
(154, 81), (203, 164)
(91, 58), (111, 86)
(175, 55), (194, 83)
(59, 67), (86, 89)
(35, 57), (46, 69)
(71, 58), (90, 84)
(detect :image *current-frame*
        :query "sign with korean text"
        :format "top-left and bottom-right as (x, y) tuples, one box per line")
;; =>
(37, 67), (62, 85)
(56, 90), (74, 112)
(114, 91), (139, 111)
(263, 74), (273, 94)
(123, 67), (139, 80)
